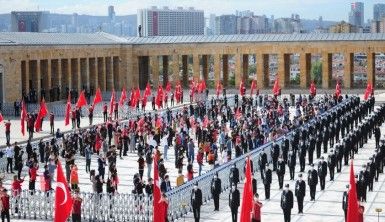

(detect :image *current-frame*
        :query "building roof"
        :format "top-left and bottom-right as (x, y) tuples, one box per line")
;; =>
(1, 32), (385, 46)
(0, 32), (127, 46)
(126, 33), (385, 45)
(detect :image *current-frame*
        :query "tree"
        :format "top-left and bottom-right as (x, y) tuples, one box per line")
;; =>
(311, 61), (322, 85)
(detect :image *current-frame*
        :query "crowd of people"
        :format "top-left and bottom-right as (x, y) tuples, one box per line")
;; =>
(0, 85), (383, 222)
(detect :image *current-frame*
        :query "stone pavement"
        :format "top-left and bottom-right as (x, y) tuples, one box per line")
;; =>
(180, 109), (385, 222)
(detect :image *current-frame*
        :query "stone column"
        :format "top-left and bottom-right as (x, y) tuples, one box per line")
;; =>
(344, 52), (354, 89)
(243, 54), (249, 81)
(202, 55), (209, 81)
(234, 53), (242, 87)
(101, 57), (106, 91)
(47, 60), (52, 100)
(278, 53), (290, 88)
(151, 56), (160, 88)
(299, 53), (311, 88)
(36, 60), (41, 101)
(182, 55), (189, 87)
(77, 58), (81, 91)
(91, 58), (97, 90)
(85, 58), (90, 90)
(57, 59), (62, 90)
(113, 57), (120, 90)
(193, 54), (200, 81)
(367, 52), (375, 86)
(214, 54), (221, 84)
(25, 60), (30, 93)
(322, 52), (332, 89)
(162, 56), (169, 87)
(172, 54), (180, 86)
(223, 55), (229, 87)
(256, 53), (269, 89)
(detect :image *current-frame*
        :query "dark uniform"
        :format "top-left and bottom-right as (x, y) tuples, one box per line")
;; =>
(342, 185), (349, 222)
(327, 150), (336, 181)
(263, 165), (272, 200)
(191, 184), (202, 222)
(299, 142), (307, 172)
(295, 175), (306, 214)
(308, 164), (318, 201)
(271, 143), (280, 171)
(229, 185), (240, 222)
(229, 164), (240, 185)
(317, 159), (327, 190)
(288, 150), (296, 180)
(210, 174), (221, 211)
(281, 184), (294, 222)
(258, 150), (267, 181)
(277, 158), (285, 189)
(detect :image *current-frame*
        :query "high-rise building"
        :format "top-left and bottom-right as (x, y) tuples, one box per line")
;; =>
(374, 4), (385, 21)
(215, 15), (237, 35)
(137, 6), (204, 36)
(108, 6), (116, 22)
(11, 11), (49, 32)
(349, 2), (364, 27)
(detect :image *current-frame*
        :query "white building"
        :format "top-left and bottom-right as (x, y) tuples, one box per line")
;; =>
(137, 6), (204, 37)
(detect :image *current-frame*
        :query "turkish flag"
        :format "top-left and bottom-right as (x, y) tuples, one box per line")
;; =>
(92, 88), (102, 108)
(109, 90), (115, 116)
(155, 117), (163, 129)
(335, 81), (341, 98)
(20, 100), (27, 136)
(0, 112), (3, 123)
(119, 88), (127, 107)
(174, 82), (182, 103)
(145, 82), (152, 97)
(135, 88), (141, 105)
(76, 90), (87, 108)
(240, 157), (253, 222)
(156, 86), (163, 108)
(347, 160), (359, 222)
(310, 81), (317, 96)
(34, 99), (49, 132)
(65, 93), (71, 126)
(189, 80), (195, 98)
(235, 107), (242, 120)
(239, 80), (245, 96)
(54, 160), (73, 222)
(364, 83), (373, 100)
(153, 155), (164, 222)
(273, 77), (280, 96)
(165, 81), (171, 93)
(200, 80), (206, 92)
(250, 79), (257, 96)
(216, 81), (222, 97)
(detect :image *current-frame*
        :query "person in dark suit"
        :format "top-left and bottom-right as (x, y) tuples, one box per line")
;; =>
(342, 185), (349, 222)
(317, 157), (327, 190)
(277, 156), (286, 189)
(263, 164), (272, 200)
(160, 175), (171, 193)
(191, 182), (202, 222)
(288, 150), (296, 180)
(299, 141), (307, 172)
(252, 173), (257, 195)
(281, 184), (294, 222)
(271, 142), (280, 171)
(374, 126), (381, 148)
(308, 164), (318, 201)
(258, 149), (267, 180)
(282, 136), (290, 163)
(229, 164), (240, 185)
(295, 174), (306, 214)
(210, 172), (222, 211)
(327, 149), (336, 181)
(229, 183), (240, 222)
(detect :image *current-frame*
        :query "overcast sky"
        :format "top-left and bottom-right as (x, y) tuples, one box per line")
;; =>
(0, 0), (382, 21)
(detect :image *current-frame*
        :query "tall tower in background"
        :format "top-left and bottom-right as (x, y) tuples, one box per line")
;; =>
(349, 2), (364, 27)
(374, 3), (385, 21)
(108, 5), (116, 22)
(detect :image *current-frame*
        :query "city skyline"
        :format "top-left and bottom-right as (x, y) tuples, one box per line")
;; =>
(0, 0), (383, 22)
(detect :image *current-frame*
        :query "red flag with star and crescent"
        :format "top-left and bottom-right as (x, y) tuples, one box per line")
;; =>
(119, 87), (127, 107)
(109, 90), (115, 116)
(92, 88), (102, 109)
(250, 79), (257, 96)
(20, 100), (27, 136)
(65, 93), (71, 126)
(310, 81), (317, 96)
(240, 156), (253, 222)
(216, 81), (222, 97)
(273, 77), (280, 96)
(34, 98), (48, 132)
(54, 160), (73, 222)
(347, 160), (359, 222)
(364, 83), (373, 100)
(335, 81), (341, 98)
(153, 154), (164, 222)
(76, 90), (87, 108)
(239, 80), (245, 96)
